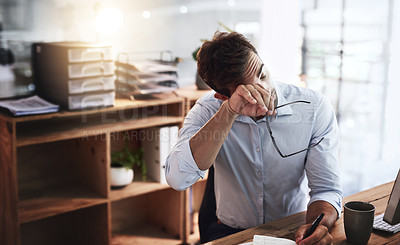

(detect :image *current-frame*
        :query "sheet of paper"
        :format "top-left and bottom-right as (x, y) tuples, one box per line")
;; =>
(0, 95), (59, 116)
(240, 235), (296, 245)
(253, 235), (296, 245)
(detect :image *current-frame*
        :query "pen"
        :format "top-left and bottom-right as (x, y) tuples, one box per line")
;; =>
(303, 213), (325, 239)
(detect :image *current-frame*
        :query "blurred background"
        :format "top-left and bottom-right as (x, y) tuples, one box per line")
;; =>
(0, 0), (399, 196)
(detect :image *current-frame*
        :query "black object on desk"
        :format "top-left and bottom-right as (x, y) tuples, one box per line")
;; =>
(304, 213), (325, 239)
(32, 42), (115, 110)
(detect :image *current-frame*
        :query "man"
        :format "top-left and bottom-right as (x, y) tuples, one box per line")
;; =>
(166, 31), (342, 245)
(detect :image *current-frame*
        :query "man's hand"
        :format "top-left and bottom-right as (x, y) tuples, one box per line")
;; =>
(295, 224), (332, 245)
(214, 83), (276, 117)
(294, 201), (338, 245)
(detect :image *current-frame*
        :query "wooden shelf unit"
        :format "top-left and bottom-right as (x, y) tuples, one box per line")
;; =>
(20, 204), (109, 245)
(0, 88), (210, 245)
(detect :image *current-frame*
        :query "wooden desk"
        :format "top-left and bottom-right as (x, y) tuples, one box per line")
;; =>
(207, 182), (399, 245)
(175, 85), (211, 116)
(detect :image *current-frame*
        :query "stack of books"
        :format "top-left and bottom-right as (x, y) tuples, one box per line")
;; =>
(142, 126), (179, 184)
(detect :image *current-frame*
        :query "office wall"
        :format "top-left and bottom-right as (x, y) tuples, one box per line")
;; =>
(0, 0), (263, 87)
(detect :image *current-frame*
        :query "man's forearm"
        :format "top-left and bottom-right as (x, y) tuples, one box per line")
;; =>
(189, 101), (238, 170)
(306, 200), (338, 230)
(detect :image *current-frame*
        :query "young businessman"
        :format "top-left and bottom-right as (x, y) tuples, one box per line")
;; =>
(166, 32), (342, 245)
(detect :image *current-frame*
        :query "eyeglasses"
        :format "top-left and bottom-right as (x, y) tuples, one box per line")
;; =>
(265, 100), (324, 158)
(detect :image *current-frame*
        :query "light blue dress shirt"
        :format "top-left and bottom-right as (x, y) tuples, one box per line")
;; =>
(166, 81), (343, 229)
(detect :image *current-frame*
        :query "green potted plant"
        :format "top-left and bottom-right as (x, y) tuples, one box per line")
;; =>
(110, 143), (146, 187)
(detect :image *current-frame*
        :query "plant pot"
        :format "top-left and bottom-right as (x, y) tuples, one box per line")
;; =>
(110, 166), (134, 187)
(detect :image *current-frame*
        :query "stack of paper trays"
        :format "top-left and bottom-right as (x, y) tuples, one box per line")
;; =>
(115, 54), (179, 99)
(0, 95), (59, 116)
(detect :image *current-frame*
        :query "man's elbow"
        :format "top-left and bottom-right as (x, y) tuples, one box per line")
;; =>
(166, 173), (189, 191)
(165, 159), (189, 191)
(167, 180), (188, 191)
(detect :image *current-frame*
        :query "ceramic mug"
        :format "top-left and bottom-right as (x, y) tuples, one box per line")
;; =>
(344, 201), (375, 245)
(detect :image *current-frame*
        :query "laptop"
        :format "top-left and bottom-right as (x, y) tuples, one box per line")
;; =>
(373, 169), (400, 233)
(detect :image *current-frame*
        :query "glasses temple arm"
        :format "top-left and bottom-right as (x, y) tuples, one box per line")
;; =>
(275, 100), (311, 109)
(283, 137), (325, 158)
(266, 119), (286, 158)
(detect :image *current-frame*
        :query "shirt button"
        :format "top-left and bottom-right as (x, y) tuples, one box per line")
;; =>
(259, 193), (262, 198)
(256, 147), (260, 152)
(258, 171), (262, 176)
(259, 213), (263, 217)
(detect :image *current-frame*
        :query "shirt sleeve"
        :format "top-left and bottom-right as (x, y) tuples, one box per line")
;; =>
(165, 99), (215, 191)
(305, 95), (343, 217)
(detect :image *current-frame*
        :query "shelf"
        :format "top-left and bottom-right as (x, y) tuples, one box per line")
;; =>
(112, 224), (180, 245)
(16, 115), (183, 147)
(20, 204), (109, 245)
(0, 86), (206, 245)
(110, 179), (171, 201)
(18, 184), (107, 223)
(111, 188), (182, 241)
(8, 96), (184, 123)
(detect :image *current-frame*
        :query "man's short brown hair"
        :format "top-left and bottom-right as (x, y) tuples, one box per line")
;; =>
(197, 31), (257, 97)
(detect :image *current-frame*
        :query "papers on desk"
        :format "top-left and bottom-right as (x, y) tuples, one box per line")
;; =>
(240, 235), (296, 245)
(0, 95), (59, 116)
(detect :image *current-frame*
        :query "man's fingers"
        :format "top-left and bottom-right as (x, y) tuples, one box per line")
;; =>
(268, 91), (276, 115)
(236, 85), (258, 104)
(295, 224), (310, 243)
(319, 233), (333, 245)
(254, 84), (273, 113)
(254, 84), (277, 116)
(298, 225), (330, 245)
(245, 85), (267, 112)
(250, 89), (267, 111)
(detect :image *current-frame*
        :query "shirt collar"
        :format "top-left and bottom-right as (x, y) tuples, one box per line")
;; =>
(273, 80), (293, 117)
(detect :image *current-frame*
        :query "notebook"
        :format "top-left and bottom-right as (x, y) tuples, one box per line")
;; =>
(240, 235), (296, 245)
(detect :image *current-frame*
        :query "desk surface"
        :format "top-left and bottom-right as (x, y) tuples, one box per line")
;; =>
(207, 181), (399, 245)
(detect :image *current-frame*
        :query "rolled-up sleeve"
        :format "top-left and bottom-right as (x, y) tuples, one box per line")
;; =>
(306, 95), (343, 217)
(165, 95), (216, 191)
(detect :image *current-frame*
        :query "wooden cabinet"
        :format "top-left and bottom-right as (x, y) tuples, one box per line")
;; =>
(0, 87), (210, 245)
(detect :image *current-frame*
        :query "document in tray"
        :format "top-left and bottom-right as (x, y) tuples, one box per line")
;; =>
(240, 235), (296, 245)
(0, 95), (59, 116)
(116, 59), (178, 73)
(116, 82), (176, 98)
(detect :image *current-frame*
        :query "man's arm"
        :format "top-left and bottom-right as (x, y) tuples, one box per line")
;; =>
(166, 84), (274, 190)
(191, 84), (275, 170)
(295, 95), (343, 245)
(189, 100), (238, 170)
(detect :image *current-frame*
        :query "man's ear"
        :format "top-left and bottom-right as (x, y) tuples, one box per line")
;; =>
(214, 93), (229, 101)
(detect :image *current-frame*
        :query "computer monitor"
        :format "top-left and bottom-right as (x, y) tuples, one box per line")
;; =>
(383, 169), (400, 225)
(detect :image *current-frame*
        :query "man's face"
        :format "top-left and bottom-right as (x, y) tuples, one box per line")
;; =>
(227, 51), (273, 95)
(244, 51), (271, 87)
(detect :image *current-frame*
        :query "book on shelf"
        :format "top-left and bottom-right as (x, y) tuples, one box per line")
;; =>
(142, 126), (179, 184)
(0, 95), (59, 116)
